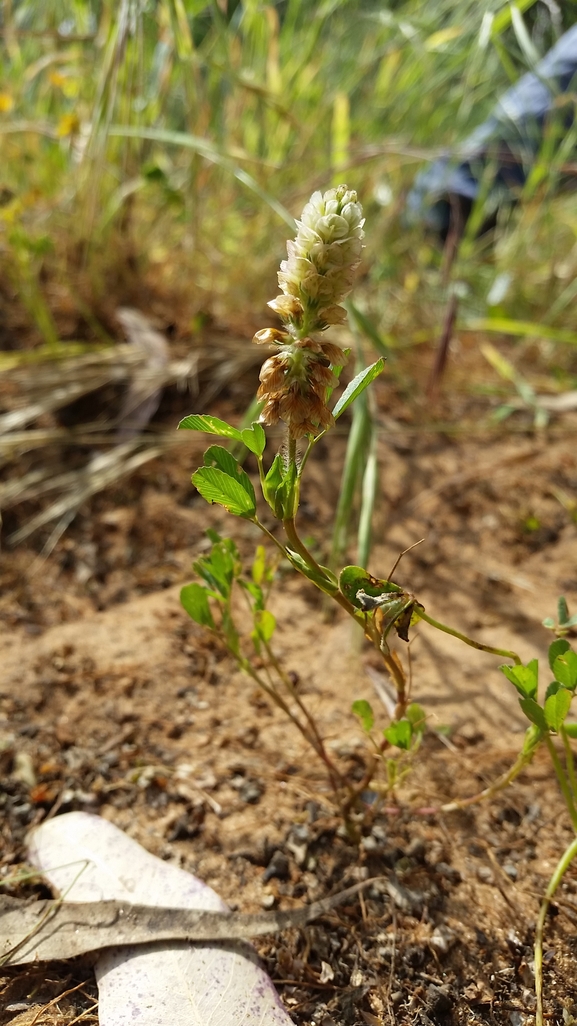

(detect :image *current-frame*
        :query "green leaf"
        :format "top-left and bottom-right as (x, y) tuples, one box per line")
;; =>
(262, 454), (298, 519)
(500, 660), (539, 699)
(180, 584), (215, 629)
(549, 638), (570, 671)
(339, 565), (401, 608)
(518, 698), (547, 732)
(544, 687), (572, 732)
(251, 545), (267, 587)
(263, 453), (284, 515)
(178, 414), (243, 440)
(559, 596), (570, 625)
(108, 125), (297, 230)
(193, 536), (240, 597)
(192, 466), (256, 518)
(332, 359), (385, 420)
(545, 680), (561, 701)
(202, 445), (247, 481)
(254, 609), (276, 643)
(563, 723), (577, 739)
(553, 651), (577, 691)
(352, 699), (374, 733)
(384, 719), (412, 750)
(542, 616), (556, 630)
(241, 422), (266, 456)
(238, 578), (264, 610)
(406, 703), (426, 733)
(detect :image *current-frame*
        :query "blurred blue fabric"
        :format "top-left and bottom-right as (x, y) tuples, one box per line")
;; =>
(406, 25), (577, 237)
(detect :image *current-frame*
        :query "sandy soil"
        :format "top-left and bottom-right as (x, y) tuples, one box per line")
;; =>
(1, 336), (577, 1025)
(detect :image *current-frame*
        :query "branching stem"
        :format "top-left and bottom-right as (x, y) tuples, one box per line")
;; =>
(418, 610), (522, 665)
(534, 834), (577, 1026)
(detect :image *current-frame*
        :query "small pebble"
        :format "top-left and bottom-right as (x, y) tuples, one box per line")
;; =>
(476, 865), (494, 883)
(430, 925), (455, 955)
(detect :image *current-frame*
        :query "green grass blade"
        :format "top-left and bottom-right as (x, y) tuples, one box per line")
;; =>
(107, 126), (296, 228)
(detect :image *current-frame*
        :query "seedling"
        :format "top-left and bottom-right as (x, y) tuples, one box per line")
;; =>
(179, 187), (521, 819)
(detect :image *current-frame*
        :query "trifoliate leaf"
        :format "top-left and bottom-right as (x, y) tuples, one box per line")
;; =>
(352, 700), (374, 733)
(384, 719), (412, 750)
(500, 660), (539, 699)
(544, 687), (572, 732)
(241, 423), (267, 456)
(518, 697), (547, 732)
(178, 414), (243, 439)
(548, 638), (570, 671)
(180, 584), (215, 629)
(192, 467), (256, 518)
(553, 650), (577, 691)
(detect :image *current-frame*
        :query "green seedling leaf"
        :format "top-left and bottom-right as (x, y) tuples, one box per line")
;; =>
(192, 467), (256, 518)
(238, 578), (264, 606)
(180, 584), (215, 629)
(202, 445), (248, 480)
(384, 719), (412, 750)
(206, 528), (222, 544)
(263, 454), (284, 516)
(332, 359), (385, 420)
(499, 660), (539, 699)
(406, 703), (426, 734)
(518, 698), (547, 732)
(252, 546), (267, 586)
(553, 650), (577, 691)
(544, 687), (572, 732)
(549, 638), (571, 671)
(262, 455), (298, 519)
(558, 596), (570, 625)
(563, 723), (577, 739)
(542, 616), (556, 629)
(178, 414), (243, 440)
(352, 699), (374, 733)
(254, 609), (276, 643)
(241, 423), (267, 456)
(193, 536), (240, 597)
(339, 566), (401, 609)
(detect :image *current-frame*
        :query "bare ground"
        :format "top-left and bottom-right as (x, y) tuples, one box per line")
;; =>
(1, 333), (577, 1025)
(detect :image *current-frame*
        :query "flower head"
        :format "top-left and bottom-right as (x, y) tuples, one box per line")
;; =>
(254, 185), (364, 439)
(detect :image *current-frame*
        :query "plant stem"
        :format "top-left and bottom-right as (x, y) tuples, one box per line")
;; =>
(544, 734), (577, 832)
(561, 726), (577, 802)
(254, 517), (290, 559)
(281, 515), (358, 618)
(440, 738), (540, 813)
(263, 640), (348, 795)
(418, 610), (522, 664)
(534, 834), (577, 1026)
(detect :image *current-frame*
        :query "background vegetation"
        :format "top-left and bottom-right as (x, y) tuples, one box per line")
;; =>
(1, 0), (576, 364)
